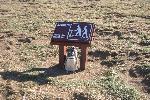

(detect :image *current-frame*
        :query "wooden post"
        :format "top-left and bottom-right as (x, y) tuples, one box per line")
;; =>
(80, 45), (87, 70)
(59, 45), (66, 68)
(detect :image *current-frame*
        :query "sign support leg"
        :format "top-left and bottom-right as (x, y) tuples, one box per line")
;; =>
(80, 46), (87, 70)
(59, 45), (66, 68)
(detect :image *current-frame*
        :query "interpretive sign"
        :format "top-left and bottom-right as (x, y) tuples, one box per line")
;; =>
(51, 22), (94, 45)
(50, 22), (95, 70)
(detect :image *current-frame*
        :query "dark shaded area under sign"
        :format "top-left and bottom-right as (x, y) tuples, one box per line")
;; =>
(0, 64), (81, 85)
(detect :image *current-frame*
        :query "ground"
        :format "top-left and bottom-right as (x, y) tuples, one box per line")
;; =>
(0, 0), (150, 99)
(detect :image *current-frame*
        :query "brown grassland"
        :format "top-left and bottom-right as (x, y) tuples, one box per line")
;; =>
(0, 0), (150, 99)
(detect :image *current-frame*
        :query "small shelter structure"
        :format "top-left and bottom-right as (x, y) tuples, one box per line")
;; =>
(50, 22), (95, 70)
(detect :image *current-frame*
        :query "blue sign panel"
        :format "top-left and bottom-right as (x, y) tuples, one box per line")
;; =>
(51, 22), (94, 44)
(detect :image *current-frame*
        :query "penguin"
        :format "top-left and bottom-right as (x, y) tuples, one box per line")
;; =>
(65, 46), (78, 72)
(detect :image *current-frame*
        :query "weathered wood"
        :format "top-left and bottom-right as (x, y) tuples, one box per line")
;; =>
(51, 41), (90, 47)
(59, 45), (66, 68)
(80, 46), (88, 70)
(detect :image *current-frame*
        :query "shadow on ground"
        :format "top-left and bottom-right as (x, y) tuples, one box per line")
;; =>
(0, 64), (80, 85)
(88, 50), (111, 60)
(129, 65), (150, 93)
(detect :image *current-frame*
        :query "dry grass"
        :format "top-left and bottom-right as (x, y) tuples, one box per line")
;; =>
(0, 0), (150, 99)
